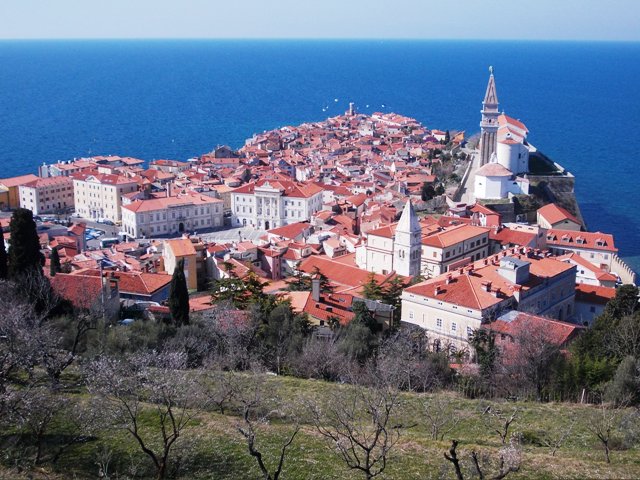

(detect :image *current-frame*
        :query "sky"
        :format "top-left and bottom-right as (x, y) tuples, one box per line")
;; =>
(0, 0), (639, 41)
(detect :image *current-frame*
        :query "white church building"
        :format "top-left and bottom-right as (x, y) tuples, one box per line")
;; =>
(474, 68), (531, 200)
(356, 200), (491, 279)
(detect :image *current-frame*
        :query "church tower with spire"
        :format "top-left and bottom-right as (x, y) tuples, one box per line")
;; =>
(479, 66), (500, 166)
(393, 199), (421, 278)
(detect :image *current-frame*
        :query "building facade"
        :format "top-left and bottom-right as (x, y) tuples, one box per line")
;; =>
(73, 172), (139, 222)
(18, 176), (75, 215)
(231, 179), (324, 230)
(122, 192), (224, 238)
(360, 212), (491, 279)
(400, 250), (577, 354)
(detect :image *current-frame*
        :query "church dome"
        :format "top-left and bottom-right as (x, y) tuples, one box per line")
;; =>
(476, 162), (513, 177)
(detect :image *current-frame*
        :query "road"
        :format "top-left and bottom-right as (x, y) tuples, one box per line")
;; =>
(456, 149), (480, 205)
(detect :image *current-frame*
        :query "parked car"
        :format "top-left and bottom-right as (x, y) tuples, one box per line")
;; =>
(97, 218), (115, 226)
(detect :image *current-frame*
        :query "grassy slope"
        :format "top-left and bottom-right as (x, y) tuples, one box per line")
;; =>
(4, 375), (640, 479)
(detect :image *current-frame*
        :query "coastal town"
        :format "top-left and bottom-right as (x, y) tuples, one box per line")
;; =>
(0, 70), (635, 359)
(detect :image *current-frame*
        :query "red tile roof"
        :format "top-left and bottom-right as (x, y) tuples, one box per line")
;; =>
(538, 203), (580, 226)
(488, 311), (581, 347)
(51, 273), (103, 309)
(165, 238), (197, 257)
(575, 284), (617, 305)
(546, 229), (616, 252)
(476, 162), (512, 177)
(0, 174), (40, 188)
(405, 252), (575, 311)
(79, 269), (172, 295)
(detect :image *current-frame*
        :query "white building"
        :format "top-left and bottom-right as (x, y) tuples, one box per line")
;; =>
(474, 156), (529, 200)
(401, 250), (577, 354)
(230, 179), (324, 230)
(18, 176), (75, 214)
(121, 192), (223, 238)
(73, 172), (140, 222)
(496, 114), (530, 174)
(358, 201), (491, 278)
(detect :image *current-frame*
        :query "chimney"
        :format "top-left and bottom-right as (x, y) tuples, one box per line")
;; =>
(445, 274), (453, 284)
(166, 182), (173, 197)
(492, 288), (501, 298)
(483, 281), (492, 292)
(311, 276), (321, 302)
(434, 285), (442, 295)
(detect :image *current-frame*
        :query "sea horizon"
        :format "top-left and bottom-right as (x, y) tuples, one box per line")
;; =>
(1, 39), (639, 270)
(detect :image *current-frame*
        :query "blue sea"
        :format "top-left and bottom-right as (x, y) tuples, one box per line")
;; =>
(1, 40), (639, 270)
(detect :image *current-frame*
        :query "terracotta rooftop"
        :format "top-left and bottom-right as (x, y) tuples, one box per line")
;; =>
(538, 203), (581, 226)
(165, 238), (197, 257)
(0, 174), (40, 188)
(546, 229), (616, 253)
(476, 162), (512, 177)
(405, 251), (575, 311)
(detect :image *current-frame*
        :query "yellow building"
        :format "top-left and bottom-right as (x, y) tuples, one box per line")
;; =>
(0, 174), (40, 209)
(73, 172), (139, 222)
(163, 238), (198, 292)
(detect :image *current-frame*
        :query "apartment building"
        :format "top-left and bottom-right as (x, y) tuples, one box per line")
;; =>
(121, 192), (223, 238)
(73, 172), (140, 222)
(18, 176), (75, 214)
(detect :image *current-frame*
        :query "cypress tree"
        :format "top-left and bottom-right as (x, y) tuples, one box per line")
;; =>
(168, 258), (190, 326)
(8, 208), (43, 279)
(50, 247), (61, 277)
(0, 233), (7, 279)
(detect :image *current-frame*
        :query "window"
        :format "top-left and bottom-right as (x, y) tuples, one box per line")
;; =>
(467, 327), (473, 338)
(451, 322), (457, 332)
(409, 310), (414, 319)
(590, 306), (596, 313)
(436, 318), (442, 328)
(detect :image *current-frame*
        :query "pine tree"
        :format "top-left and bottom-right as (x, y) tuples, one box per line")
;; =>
(8, 208), (43, 279)
(362, 272), (383, 300)
(50, 247), (61, 277)
(311, 266), (334, 293)
(168, 258), (190, 326)
(381, 276), (407, 329)
(0, 233), (7, 280)
(421, 183), (436, 202)
(286, 270), (311, 291)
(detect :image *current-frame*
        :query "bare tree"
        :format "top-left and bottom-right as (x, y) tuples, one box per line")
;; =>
(481, 405), (518, 445)
(444, 438), (521, 480)
(537, 414), (577, 456)
(609, 315), (640, 359)
(291, 337), (349, 381)
(10, 387), (99, 466)
(310, 363), (404, 479)
(200, 368), (237, 415)
(586, 401), (630, 464)
(502, 322), (563, 400)
(232, 371), (300, 480)
(423, 394), (468, 441)
(87, 352), (203, 479)
(202, 305), (260, 371)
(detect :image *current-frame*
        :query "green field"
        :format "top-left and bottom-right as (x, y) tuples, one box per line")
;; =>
(2, 374), (639, 480)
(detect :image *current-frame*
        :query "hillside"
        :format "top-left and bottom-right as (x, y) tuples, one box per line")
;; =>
(3, 374), (639, 480)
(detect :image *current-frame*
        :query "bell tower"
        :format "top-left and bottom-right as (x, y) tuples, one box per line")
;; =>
(393, 199), (421, 278)
(479, 66), (500, 166)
